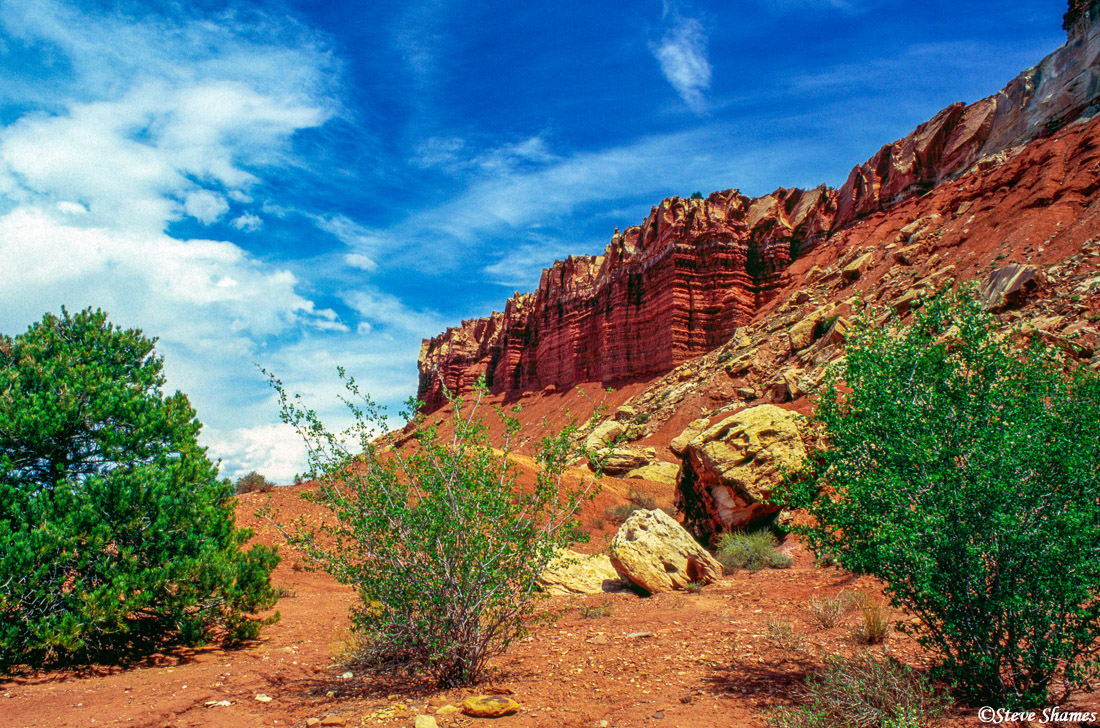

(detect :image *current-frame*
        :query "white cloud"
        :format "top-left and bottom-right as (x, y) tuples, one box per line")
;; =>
(0, 1), (352, 480)
(205, 423), (308, 484)
(650, 14), (712, 114)
(56, 200), (87, 215)
(184, 189), (230, 225)
(231, 212), (263, 232)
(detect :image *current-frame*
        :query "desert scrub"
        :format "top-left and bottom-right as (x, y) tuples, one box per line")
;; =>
(715, 530), (792, 574)
(235, 470), (276, 494)
(265, 372), (599, 687)
(579, 601), (612, 619)
(765, 619), (805, 652)
(780, 288), (1100, 707)
(770, 654), (948, 728)
(807, 591), (861, 631)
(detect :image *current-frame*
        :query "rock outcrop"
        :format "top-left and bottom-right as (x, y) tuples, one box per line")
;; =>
(417, 13), (1100, 412)
(676, 405), (807, 544)
(608, 509), (722, 594)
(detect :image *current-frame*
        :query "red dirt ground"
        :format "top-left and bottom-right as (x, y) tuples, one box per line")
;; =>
(5, 473), (1100, 728)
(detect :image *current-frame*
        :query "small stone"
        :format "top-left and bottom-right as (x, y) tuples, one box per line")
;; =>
(340, 671), (354, 679)
(307, 720), (321, 727)
(204, 700), (232, 708)
(320, 717), (346, 727)
(414, 716), (439, 728)
(462, 695), (520, 717)
(254, 694), (273, 703)
(434, 705), (460, 718)
(626, 631), (653, 639)
(653, 712), (665, 719)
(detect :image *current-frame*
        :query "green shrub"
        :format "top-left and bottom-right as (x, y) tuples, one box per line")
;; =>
(267, 372), (599, 687)
(0, 308), (280, 671)
(770, 654), (947, 728)
(779, 288), (1100, 707)
(716, 530), (790, 574)
(235, 471), (276, 494)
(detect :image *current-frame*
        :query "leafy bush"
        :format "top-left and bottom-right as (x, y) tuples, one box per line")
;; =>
(770, 654), (947, 728)
(780, 289), (1100, 707)
(715, 530), (791, 574)
(0, 308), (280, 671)
(235, 471), (276, 494)
(268, 372), (599, 687)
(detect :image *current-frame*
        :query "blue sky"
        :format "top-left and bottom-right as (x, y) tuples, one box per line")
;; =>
(0, 0), (1066, 481)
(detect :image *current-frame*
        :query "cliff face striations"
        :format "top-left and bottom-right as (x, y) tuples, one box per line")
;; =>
(417, 10), (1100, 413)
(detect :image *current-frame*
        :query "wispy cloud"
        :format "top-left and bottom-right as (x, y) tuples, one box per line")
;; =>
(650, 11), (712, 114)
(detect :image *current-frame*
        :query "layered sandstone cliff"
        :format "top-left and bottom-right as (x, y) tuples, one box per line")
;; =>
(418, 10), (1100, 413)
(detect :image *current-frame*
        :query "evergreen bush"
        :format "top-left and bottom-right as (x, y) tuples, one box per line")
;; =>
(0, 308), (279, 671)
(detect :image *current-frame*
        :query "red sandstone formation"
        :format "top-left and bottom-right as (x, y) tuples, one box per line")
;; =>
(418, 11), (1100, 413)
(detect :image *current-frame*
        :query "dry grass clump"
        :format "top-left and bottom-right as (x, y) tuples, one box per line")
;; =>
(715, 530), (793, 574)
(807, 590), (861, 630)
(765, 618), (806, 652)
(852, 599), (891, 645)
(578, 601), (612, 619)
(769, 654), (948, 728)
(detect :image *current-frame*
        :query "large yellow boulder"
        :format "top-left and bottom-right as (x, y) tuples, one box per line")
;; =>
(676, 405), (806, 544)
(609, 509), (722, 594)
(538, 549), (622, 595)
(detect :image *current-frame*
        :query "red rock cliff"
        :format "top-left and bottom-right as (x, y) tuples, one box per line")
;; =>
(418, 10), (1100, 413)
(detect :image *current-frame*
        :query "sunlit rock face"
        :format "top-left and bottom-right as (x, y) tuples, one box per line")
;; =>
(417, 7), (1100, 414)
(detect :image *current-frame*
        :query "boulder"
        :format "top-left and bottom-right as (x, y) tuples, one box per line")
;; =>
(625, 461), (681, 484)
(788, 308), (825, 351)
(842, 252), (874, 282)
(538, 550), (623, 595)
(980, 264), (1041, 311)
(614, 405), (638, 421)
(594, 446), (655, 475)
(676, 405), (807, 544)
(670, 418), (710, 454)
(585, 420), (625, 451)
(462, 696), (519, 718)
(609, 509), (722, 593)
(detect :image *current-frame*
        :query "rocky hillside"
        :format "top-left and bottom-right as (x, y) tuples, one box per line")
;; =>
(417, 11), (1100, 413)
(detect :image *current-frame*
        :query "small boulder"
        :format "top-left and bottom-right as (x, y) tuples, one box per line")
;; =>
(842, 252), (874, 282)
(462, 695), (520, 717)
(595, 446), (656, 475)
(980, 263), (1041, 311)
(609, 509), (722, 593)
(414, 716), (439, 728)
(585, 420), (625, 452)
(613, 405), (638, 422)
(538, 549), (622, 594)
